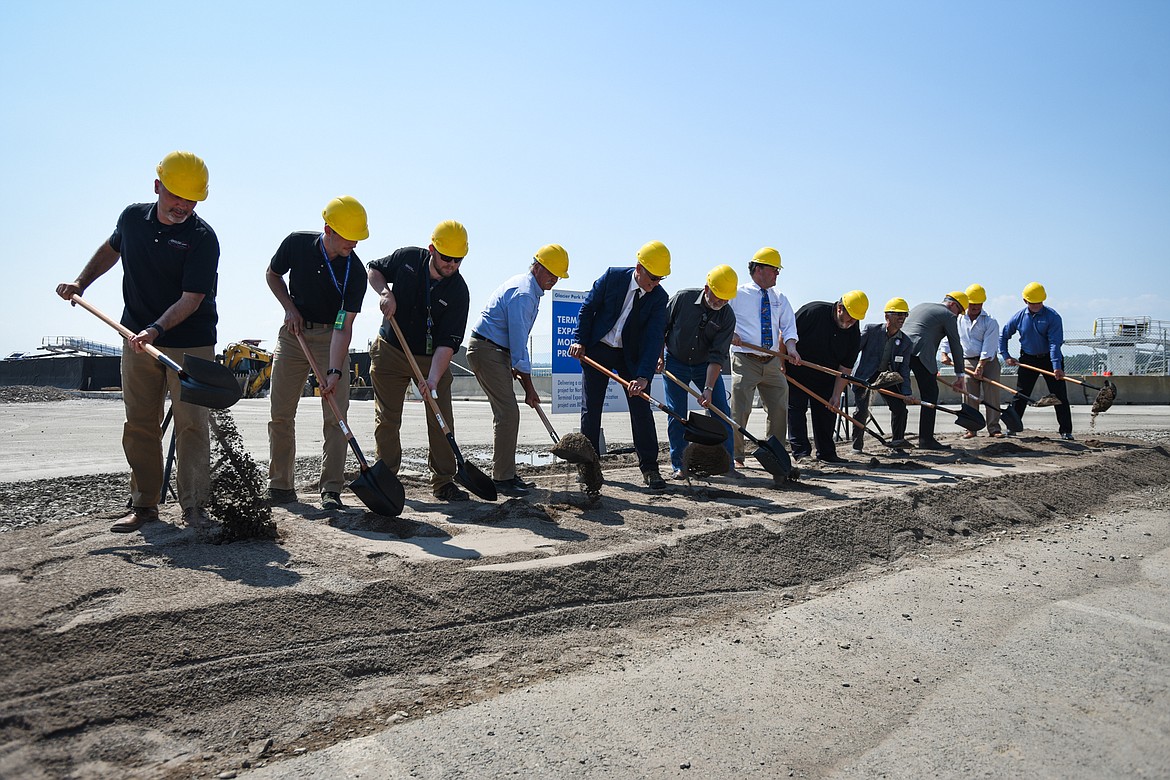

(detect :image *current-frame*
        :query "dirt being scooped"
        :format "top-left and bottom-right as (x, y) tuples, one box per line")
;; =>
(683, 443), (731, 477)
(872, 371), (904, 389)
(1035, 393), (1062, 407)
(207, 409), (277, 542)
(551, 432), (598, 465)
(1090, 382), (1117, 429)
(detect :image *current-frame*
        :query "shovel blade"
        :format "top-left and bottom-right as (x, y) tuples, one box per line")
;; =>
(751, 435), (792, 480)
(456, 459), (498, 501)
(953, 403), (986, 431)
(1000, 404), (1024, 432)
(177, 354), (243, 409)
(349, 460), (406, 517)
(683, 412), (729, 446)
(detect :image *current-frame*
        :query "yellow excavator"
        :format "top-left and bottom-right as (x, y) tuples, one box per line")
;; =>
(222, 340), (273, 398)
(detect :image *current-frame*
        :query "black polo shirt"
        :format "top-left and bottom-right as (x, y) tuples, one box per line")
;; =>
(269, 232), (365, 324)
(109, 202), (219, 347)
(793, 301), (861, 368)
(367, 246), (469, 356)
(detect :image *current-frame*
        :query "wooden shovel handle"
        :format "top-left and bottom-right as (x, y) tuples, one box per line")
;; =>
(70, 293), (178, 370)
(294, 331), (371, 471)
(662, 370), (738, 430)
(532, 401), (560, 444)
(384, 315), (454, 436)
(575, 352), (676, 417)
(1017, 362), (1099, 390)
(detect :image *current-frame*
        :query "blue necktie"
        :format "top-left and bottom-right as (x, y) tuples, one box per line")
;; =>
(761, 291), (773, 349)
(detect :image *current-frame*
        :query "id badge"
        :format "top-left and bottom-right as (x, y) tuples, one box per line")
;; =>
(425, 331), (434, 355)
(333, 310), (346, 330)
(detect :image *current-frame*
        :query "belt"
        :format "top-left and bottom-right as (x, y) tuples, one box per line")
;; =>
(472, 332), (509, 352)
(739, 352), (773, 363)
(302, 321), (334, 330)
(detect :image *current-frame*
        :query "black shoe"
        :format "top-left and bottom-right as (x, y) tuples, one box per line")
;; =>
(643, 470), (666, 490)
(321, 491), (344, 510)
(266, 487), (298, 505)
(513, 475), (536, 489)
(888, 438), (911, 449)
(817, 453), (847, 464)
(493, 478), (530, 497)
(1060, 432), (1075, 441)
(433, 483), (470, 502)
(919, 439), (951, 451)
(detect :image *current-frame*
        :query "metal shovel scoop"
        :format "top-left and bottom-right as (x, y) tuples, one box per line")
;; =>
(295, 332), (405, 516)
(664, 370), (790, 480)
(70, 294), (241, 409)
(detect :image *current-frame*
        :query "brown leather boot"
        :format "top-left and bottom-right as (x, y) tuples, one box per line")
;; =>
(111, 506), (159, 533)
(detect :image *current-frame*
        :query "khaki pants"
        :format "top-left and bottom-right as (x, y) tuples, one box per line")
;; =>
(267, 324), (351, 494)
(369, 335), (456, 492)
(121, 342), (212, 510)
(466, 338), (519, 481)
(964, 357), (1002, 434)
(730, 353), (788, 461)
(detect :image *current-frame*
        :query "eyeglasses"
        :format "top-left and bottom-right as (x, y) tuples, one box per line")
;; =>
(647, 272), (665, 282)
(439, 253), (463, 264)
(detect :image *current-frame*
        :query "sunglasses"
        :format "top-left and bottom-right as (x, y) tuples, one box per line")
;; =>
(646, 272), (665, 282)
(438, 253), (463, 264)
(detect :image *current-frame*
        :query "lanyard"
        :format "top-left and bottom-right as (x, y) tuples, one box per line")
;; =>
(319, 234), (350, 299)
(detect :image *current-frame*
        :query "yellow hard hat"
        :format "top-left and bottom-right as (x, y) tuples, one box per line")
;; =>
(534, 244), (570, 278)
(751, 247), (782, 269)
(705, 264), (739, 300)
(884, 297), (910, 314)
(322, 196), (369, 241)
(946, 291), (969, 312)
(1022, 281), (1047, 303)
(636, 240), (671, 277)
(432, 220), (469, 258)
(841, 290), (869, 320)
(965, 283), (987, 304)
(156, 151), (209, 202)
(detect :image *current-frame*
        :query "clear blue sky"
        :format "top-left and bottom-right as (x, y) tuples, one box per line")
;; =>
(2, 1), (1167, 360)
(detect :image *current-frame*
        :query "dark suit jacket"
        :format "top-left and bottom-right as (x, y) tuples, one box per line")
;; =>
(854, 323), (913, 395)
(574, 267), (668, 379)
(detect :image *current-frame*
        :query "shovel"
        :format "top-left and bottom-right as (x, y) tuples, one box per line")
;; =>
(70, 294), (241, 409)
(1018, 363), (1116, 412)
(935, 375), (1023, 433)
(963, 369), (1058, 407)
(295, 332), (405, 516)
(782, 370), (892, 447)
(663, 370), (790, 480)
(575, 353), (727, 446)
(532, 401), (596, 465)
(385, 315), (497, 501)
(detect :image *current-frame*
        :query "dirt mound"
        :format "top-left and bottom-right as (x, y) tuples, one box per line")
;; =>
(0, 385), (79, 403)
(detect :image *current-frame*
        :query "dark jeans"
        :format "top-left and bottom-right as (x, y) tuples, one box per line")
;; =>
(580, 343), (659, 472)
(1012, 353), (1073, 434)
(787, 366), (838, 459)
(663, 354), (733, 471)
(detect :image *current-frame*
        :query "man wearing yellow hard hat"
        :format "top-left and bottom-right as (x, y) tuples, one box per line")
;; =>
(942, 283), (1005, 438)
(467, 244), (570, 497)
(728, 247), (801, 469)
(264, 196), (370, 510)
(1000, 282), (1073, 440)
(851, 297), (916, 453)
(55, 151), (220, 533)
(568, 241), (671, 490)
(661, 264), (739, 479)
(367, 220), (472, 501)
(787, 293), (866, 463)
(903, 293), (969, 449)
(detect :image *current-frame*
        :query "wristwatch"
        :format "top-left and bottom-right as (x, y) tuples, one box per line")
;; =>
(326, 368), (344, 378)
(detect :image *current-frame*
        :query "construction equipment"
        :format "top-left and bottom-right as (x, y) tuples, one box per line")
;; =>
(223, 340), (274, 398)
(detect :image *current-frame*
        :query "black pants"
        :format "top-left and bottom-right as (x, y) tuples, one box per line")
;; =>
(910, 356), (941, 443)
(853, 387), (908, 448)
(1012, 353), (1073, 434)
(580, 343), (659, 471)
(787, 366), (838, 459)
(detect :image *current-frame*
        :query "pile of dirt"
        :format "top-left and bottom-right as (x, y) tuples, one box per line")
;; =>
(683, 442), (731, 476)
(0, 385), (79, 403)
